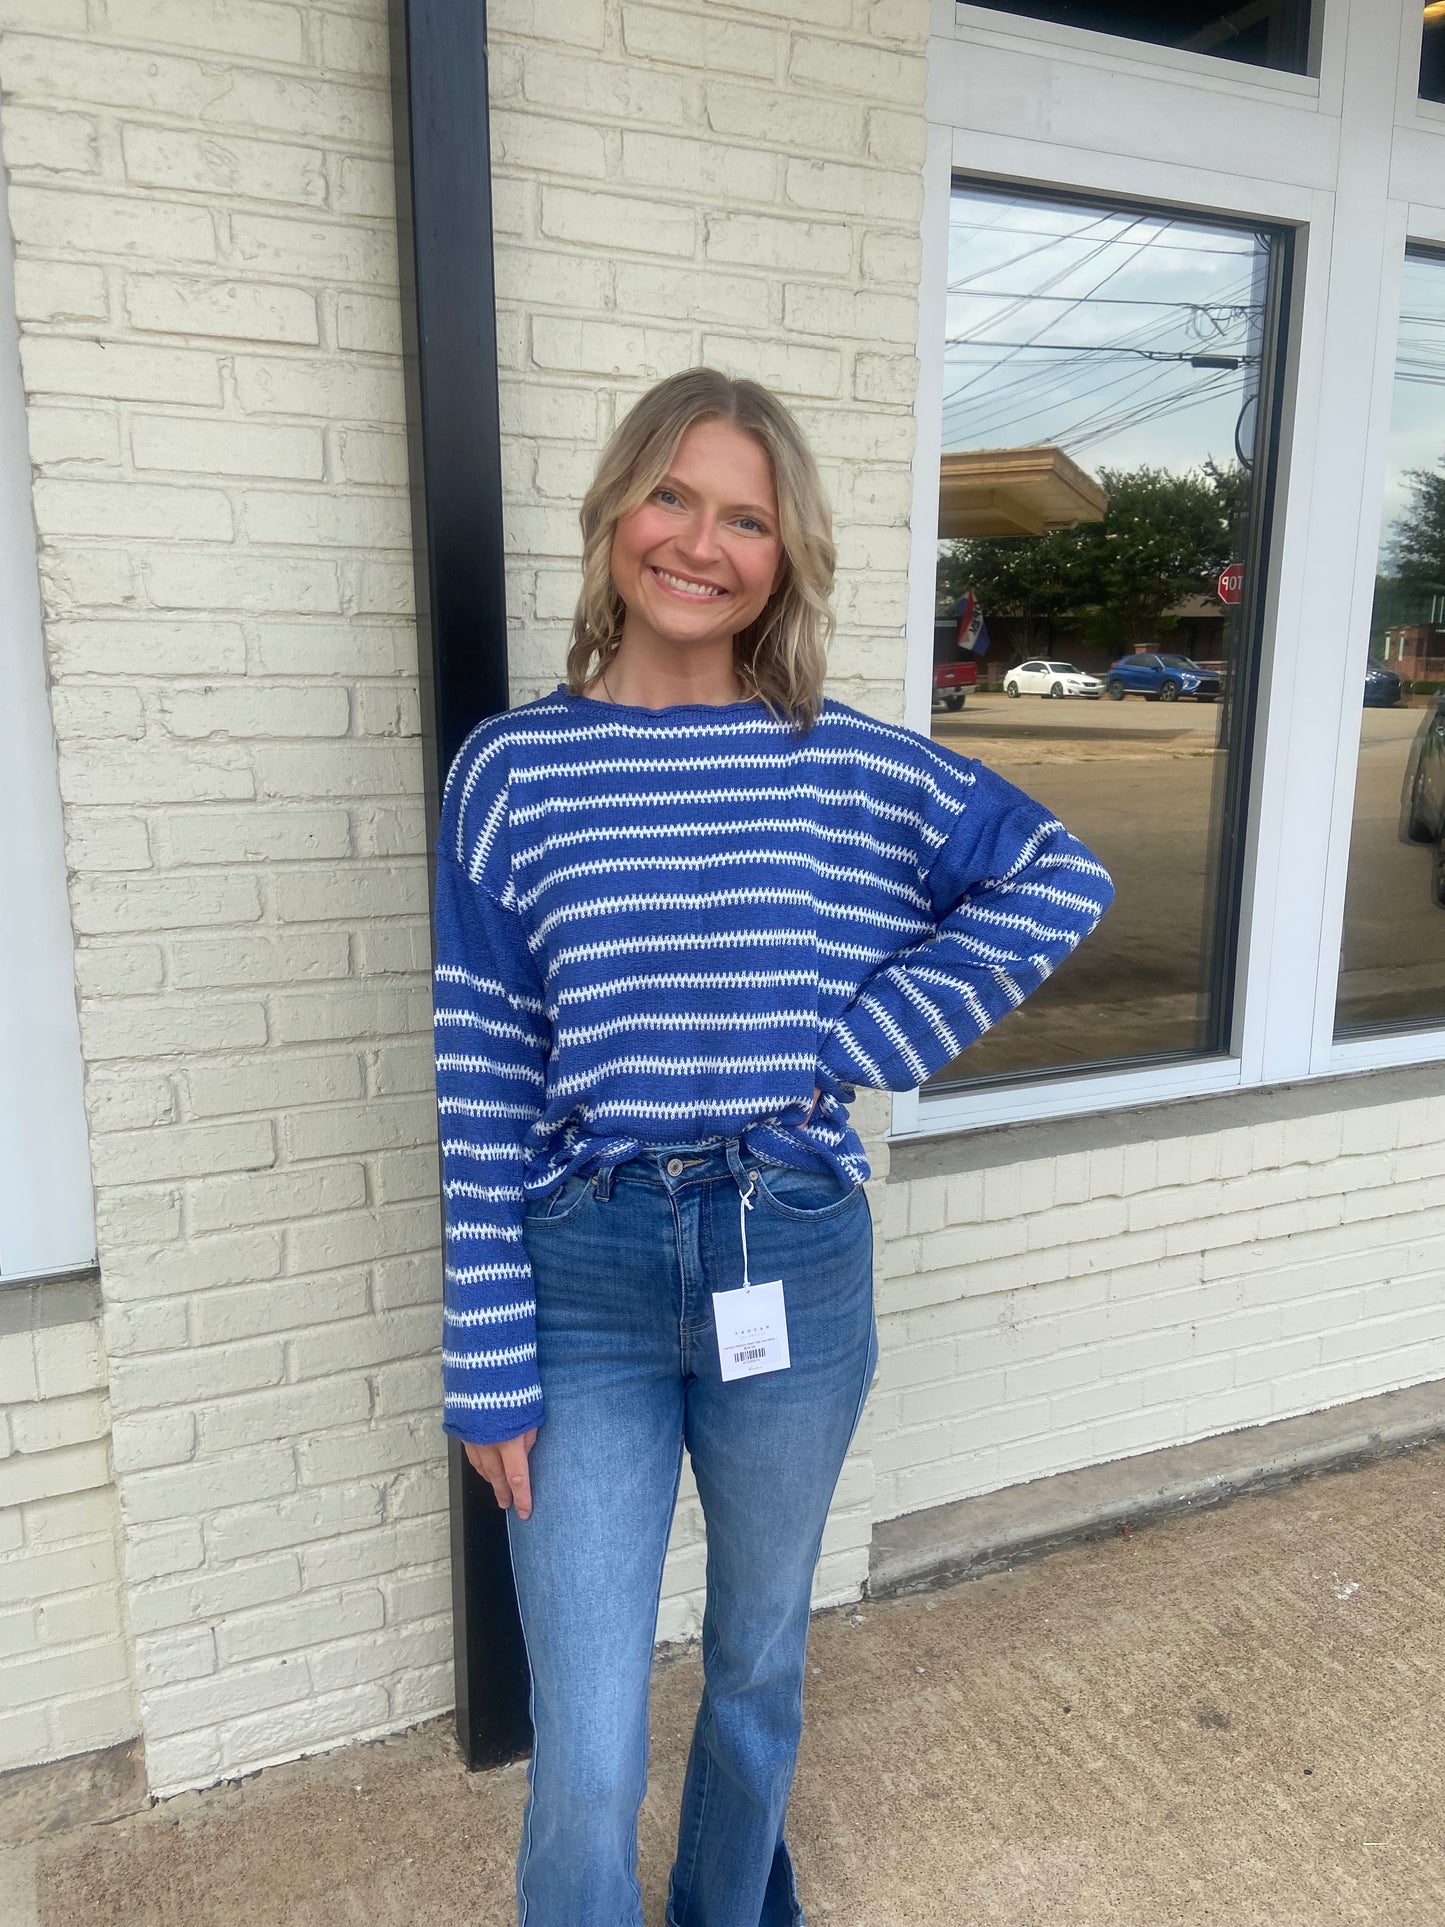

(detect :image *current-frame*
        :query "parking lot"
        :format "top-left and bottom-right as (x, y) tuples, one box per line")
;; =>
(928, 693), (1442, 1074)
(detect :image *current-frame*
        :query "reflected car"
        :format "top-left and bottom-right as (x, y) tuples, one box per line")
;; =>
(1003, 660), (1105, 700)
(1104, 653), (1221, 702)
(1402, 692), (1445, 908)
(931, 657), (978, 712)
(1363, 664), (1402, 707)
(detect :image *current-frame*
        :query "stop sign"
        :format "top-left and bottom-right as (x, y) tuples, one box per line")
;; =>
(1217, 562), (1245, 605)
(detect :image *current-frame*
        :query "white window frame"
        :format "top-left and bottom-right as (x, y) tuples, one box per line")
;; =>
(893, 0), (1445, 1143)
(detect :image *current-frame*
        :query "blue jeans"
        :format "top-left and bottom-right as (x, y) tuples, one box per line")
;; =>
(505, 1136), (878, 1927)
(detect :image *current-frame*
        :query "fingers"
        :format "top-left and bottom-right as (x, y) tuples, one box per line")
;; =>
(464, 1433), (539, 1518)
(460, 1431), (537, 1519)
(462, 1440), (508, 1510)
(498, 1433), (534, 1520)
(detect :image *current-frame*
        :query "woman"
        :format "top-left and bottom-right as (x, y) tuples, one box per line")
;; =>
(432, 367), (1113, 1926)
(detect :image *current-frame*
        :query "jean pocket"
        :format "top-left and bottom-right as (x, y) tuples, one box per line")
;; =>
(521, 1169), (595, 1224)
(750, 1158), (865, 1221)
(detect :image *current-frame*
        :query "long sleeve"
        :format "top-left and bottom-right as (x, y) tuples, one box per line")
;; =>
(815, 760), (1114, 1097)
(433, 843), (550, 1445)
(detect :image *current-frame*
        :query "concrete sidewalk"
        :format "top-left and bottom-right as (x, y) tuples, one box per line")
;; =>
(4, 1437), (1444, 1927)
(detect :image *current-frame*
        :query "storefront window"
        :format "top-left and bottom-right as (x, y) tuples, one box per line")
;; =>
(961, 0), (1315, 74)
(1423, 4), (1445, 103)
(1335, 251), (1445, 1038)
(929, 181), (1285, 1088)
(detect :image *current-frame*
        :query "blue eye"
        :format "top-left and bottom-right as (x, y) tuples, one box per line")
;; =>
(654, 487), (682, 507)
(737, 516), (767, 534)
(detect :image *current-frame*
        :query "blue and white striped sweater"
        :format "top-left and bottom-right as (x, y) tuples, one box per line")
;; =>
(433, 683), (1113, 1444)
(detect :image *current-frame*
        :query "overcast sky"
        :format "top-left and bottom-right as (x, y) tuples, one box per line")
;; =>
(942, 185), (1445, 572)
(1379, 251), (1445, 555)
(942, 184), (1268, 485)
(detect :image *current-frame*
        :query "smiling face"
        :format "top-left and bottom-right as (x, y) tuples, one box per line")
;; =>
(608, 417), (785, 661)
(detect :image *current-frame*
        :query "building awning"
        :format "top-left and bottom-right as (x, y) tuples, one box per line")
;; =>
(938, 445), (1109, 540)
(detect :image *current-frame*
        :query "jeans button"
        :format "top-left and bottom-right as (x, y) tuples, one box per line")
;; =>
(666, 1157), (684, 1175)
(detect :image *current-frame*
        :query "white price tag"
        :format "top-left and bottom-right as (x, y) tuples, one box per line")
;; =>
(713, 1278), (790, 1382)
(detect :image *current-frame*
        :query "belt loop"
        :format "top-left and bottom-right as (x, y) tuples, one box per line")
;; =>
(594, 1160), (616, 1200)
(724, 1137), (754, 1201)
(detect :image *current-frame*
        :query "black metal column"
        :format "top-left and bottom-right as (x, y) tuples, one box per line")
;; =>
(388, 0), (532, 1770)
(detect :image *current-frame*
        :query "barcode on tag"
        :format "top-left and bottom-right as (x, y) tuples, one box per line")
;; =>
(713, 1277), (790, 1382)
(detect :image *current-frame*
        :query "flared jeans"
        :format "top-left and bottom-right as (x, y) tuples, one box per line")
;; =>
(504, 1136), (878, 1927)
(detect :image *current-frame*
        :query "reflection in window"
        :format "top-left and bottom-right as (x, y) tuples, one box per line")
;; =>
(1335, 252), (1445, 1037)
(962, 0), (1314, 74)
(930, 182), (1283, 1087)
(1424, 4), (1445, 103)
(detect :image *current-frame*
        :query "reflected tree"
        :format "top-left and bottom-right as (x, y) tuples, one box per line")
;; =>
(939, 462), (1240, 657)
(1387, 460), (1445, 610)
(1372, 460), (1445, 651)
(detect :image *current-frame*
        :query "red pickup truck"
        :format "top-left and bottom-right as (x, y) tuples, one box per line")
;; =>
(932, 617), (979, 711)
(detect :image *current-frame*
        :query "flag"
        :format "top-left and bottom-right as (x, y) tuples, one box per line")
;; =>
(951, 590), (992, 658)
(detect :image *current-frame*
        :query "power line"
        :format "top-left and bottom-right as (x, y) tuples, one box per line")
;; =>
(945, 339), (1253, 363)
(1068, 369), (1241, 455)
(945, 208), (1121, 293)
(940, 216), (1162, 412)
(940, 286), (1254, 441)
(942, 216), (1159, 385)
(949, 288), (1260, 318)
(944, 252), (1263, 425)
(939, 267), (1262, 448)
(946, 210), (1262, 262)
(949, 354), (1159, 445)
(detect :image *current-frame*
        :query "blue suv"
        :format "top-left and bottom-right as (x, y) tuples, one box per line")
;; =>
(1105, 652), (1221, 703)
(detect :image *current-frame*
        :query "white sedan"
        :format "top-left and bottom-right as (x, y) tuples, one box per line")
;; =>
(1003, 660), (1105, 700)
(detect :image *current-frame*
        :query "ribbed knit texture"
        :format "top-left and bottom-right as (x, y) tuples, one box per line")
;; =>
(433, 683), (1114, 1444)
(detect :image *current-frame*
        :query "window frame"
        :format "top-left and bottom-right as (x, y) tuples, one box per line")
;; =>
(897, 0), (1445, 1147)
(952, 0), (1324, 80)
(1331, 236), (1445, 1049)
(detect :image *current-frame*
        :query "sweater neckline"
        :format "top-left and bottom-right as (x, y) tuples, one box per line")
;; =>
(552, 681), (767, 720)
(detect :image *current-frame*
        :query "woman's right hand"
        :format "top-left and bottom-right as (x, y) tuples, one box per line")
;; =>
(463, 1428), (538, 1519)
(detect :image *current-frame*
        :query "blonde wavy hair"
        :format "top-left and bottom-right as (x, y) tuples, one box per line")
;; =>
(565, 368), (836, 734)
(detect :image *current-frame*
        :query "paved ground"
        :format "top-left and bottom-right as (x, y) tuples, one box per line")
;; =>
(6, 1437), (1444, 1925)
(928, 693), (1443, 1075)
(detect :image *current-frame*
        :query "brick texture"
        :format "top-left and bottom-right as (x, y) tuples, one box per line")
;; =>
(0, 0), (927, 1798)
(4, 0), (1443, 1814)
(872, 1099), (1445, 1522)
(0, 0), (445, 1798)
(0, 1284), (134, 1775)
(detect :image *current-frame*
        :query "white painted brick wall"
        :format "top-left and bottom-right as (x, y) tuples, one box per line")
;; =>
(0, 1285), (134, 1774)
(19, 0), (1432, 1816)
(0, 0), (928, 1795)
(873, 1094), (1445, 1523)
(0, 0), (449, 1796)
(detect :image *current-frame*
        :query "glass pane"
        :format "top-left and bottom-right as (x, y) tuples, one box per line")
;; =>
(1423, 7), (1445, 103)
(1334, 251), (1445, 1038)
(930, 181), (1282, 1087)
(963, 0), (1314, 73)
